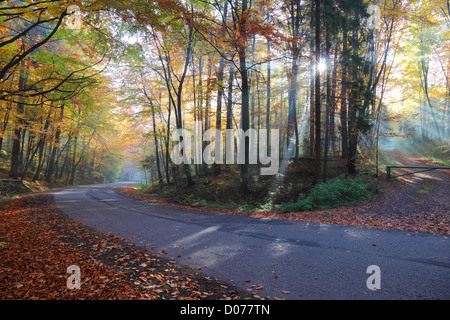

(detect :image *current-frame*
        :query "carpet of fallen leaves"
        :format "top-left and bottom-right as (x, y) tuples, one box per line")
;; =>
(0, 194), (255, 300)
(120, 161), (449, 235)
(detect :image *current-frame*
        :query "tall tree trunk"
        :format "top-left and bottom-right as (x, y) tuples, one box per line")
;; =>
(202, 54), (213, 176)
(32, 109), (51, 181)
(226, 63), (234, 131)
(308, 1), (315, 158)
(176, 32), (195, 187)
(46, 105), (64, 183)
(287, 51), (299, 159)
(0, 102), (11, 153)
(323, 25), (332, 182)
(287, 0), (301, 161)
(238, 0), (250, 194)
(152, 102), (163, 183)
(347, 14), (360, 175)
(68, 134), (78, 185)
(192, 56), (200, 177)
(330, 44), (338, 156)
(313, 0), (321, 183)
(250, 36), (256, 130)
(340, 18), (349, 159)
(266, 35), (271, 149)
(214, 1), (228, 176)
(165, 99), (171, 184)
(9, 71), (26, 179)
(143, 87), (163, 183)
(58, 136), (71, 180)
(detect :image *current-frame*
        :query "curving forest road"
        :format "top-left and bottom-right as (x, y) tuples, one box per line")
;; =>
(54, 180), (450, 300)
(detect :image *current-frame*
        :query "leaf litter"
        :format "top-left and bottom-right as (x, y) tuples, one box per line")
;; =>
(0, 194), (256, 300)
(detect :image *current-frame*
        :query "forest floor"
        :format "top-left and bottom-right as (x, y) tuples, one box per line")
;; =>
(120, 149), (449, 235)
(0, 166), (66, 206)
(0, 193), (256, 300)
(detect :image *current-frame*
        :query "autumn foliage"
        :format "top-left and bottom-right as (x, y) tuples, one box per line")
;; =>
(0, 194), (253, 300)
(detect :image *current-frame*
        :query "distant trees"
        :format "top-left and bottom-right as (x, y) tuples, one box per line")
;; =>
(0, 1), (128, 184)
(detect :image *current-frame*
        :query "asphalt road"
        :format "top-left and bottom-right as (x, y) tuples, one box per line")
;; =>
(54, 182), (450, 300)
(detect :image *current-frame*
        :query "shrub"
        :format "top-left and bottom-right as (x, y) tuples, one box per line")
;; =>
(277, 175), (373, 213)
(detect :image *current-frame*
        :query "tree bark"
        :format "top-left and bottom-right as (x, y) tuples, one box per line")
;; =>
(347, 13), (360, 175)
(9, 70), (26, 179)
(340, 18), (349, 159)
(226, 63), (234, 131)
(238, 0), (250, 194)
(214, 1), (228, 176)
(46, 105), (64, 183)
(266, 37), (271, 149)
(313, 0), (321, 183)
(323, 24), (331, 182)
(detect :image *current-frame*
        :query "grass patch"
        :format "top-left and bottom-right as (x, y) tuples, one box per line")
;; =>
(424, 157), (450, 167)
(275, 175), (374, 213)
(419, 183), (433, 194)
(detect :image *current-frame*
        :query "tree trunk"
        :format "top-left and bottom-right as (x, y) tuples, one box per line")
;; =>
(287, 50), (299, 159)
(330, 44), (338, 156)
(68, 134), (78, 185)
(0, 102), (11, 153)
(308, 6), (315, 158)
(266, 36), (271, 149)
(340, 19), (349, 159)
(214, 2), (228, 176)
(226, 63), (234, 131)
(165, 100), (171, 184)
(323, 25), (331, 182)
(152, 102), (163, 183)
(144, 87), (163, 184)
(9, 71), (26, 179)
(32, 109), (51, 181)
(238, 0), (250, 194)
(46, 105), (64, 183)
(313, 0), (321, 183)
(347, 14), (360, 175)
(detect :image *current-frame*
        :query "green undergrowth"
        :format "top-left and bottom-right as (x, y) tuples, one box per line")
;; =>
(140, 173), (380, 214)
(274, 175), (376, 213)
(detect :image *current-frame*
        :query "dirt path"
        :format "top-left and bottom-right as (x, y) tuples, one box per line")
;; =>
(275, 148), (450, 234)
(367, 148), (449, 217)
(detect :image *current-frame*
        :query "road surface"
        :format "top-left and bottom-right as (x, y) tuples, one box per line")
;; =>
(54, 182), (449, 300)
